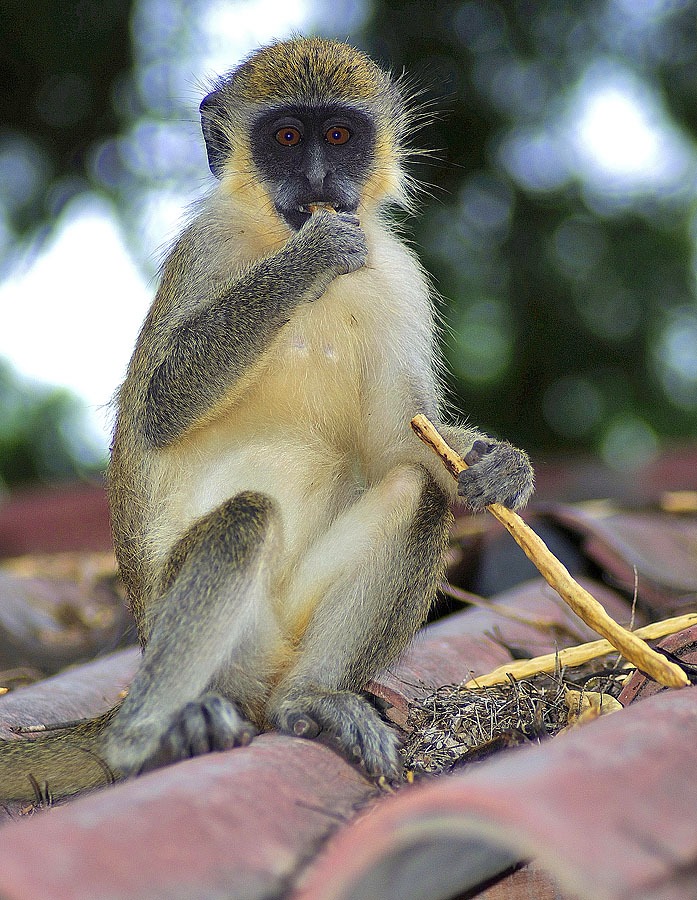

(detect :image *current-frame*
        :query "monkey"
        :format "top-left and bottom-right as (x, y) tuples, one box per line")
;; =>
(0, 37), (533, 801)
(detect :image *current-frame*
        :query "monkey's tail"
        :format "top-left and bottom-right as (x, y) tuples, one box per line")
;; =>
(0, 709), (120, 803)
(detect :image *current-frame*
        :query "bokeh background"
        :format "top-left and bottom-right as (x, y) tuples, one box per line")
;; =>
(1, 0), (697, 488)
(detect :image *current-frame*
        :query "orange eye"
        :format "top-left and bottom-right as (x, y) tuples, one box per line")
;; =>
(276, 127), (302, 146)
(325, 126), (351, 145)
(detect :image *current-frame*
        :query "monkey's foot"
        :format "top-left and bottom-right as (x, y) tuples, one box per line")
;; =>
(458, 439), (534, 511)
(105, 693), (257, 777)
(271, 689), (402, 781)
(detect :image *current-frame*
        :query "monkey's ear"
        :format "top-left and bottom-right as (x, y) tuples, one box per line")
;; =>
(199, 90), (230, 179)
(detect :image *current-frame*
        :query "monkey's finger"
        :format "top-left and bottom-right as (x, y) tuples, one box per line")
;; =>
(307, 202), (337, 214)
(464, 439), (494, 467)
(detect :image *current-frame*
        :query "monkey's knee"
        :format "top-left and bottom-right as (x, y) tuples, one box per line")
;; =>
(191, 491), (278, 563)
(160, 490), (280, 594)
(376, 463), (429, 506)
(362, 464), (448, 538)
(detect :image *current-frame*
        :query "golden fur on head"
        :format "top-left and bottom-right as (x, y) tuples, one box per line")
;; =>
(232, 37), (398, 110)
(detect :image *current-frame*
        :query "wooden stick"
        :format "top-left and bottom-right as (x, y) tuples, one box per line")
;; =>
(410, 414), (689, 689)
(463, 613), (697, 687)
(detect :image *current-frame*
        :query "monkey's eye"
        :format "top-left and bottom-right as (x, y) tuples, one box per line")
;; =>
(275, 126), (302, 146)
(325, 126), (351, 145)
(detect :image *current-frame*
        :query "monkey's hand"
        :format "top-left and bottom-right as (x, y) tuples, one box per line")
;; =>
(457, 439), (534, 511)
(294, 208), (368, 281)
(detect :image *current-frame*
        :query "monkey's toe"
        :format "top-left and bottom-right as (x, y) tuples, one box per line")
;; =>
(272, 689), (403, 781)
(106, 693), (256, 777)
(286, 711), (321, 738)
(144, 693), (256, 772)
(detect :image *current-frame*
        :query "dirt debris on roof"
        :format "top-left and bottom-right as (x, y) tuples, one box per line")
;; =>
(401, 670), (626, 776)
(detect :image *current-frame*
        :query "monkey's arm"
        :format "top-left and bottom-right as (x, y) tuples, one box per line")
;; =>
(135, 210), (366, 448)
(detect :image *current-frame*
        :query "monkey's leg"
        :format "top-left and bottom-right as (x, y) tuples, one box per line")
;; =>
(104, 491), (281, 777)
(268, 465), (452, 780)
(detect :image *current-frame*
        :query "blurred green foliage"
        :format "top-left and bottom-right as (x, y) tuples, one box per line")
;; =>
(359, 0), (697, 457)
(0, 361), (105, 487)
(1, 0), (696, 486)
(0, 0), (133, 238)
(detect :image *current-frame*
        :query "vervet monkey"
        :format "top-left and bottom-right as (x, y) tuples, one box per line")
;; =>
(0, 37), (533, 800)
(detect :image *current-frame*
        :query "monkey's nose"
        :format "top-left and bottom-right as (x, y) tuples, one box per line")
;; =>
(304, 146), (330, 193)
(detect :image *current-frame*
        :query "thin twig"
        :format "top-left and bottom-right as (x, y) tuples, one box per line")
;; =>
(464, 613), (697, 687)
(11, 717), (95, 735)
(441, 581), (582, 641)
(411, 414), (689, 689)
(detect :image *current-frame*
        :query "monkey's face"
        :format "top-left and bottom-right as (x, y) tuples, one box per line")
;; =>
(248, 104), (376, 231)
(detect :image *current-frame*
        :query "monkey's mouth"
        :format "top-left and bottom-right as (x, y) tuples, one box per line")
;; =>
(279, 201), (357, 230)
(302, 202), (337, 214)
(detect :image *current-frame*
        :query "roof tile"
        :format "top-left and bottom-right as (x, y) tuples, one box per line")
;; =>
(0, 735), (375, 900)
(543, 505), (697, 614)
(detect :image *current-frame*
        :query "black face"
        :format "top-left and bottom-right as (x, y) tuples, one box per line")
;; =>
(249, 104), (376, 230)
